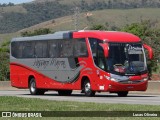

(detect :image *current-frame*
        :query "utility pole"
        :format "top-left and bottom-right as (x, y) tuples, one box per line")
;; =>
(72, 7), (80, 30)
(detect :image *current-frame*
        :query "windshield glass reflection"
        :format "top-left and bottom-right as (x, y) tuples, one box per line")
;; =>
(107, 43), (147, 75)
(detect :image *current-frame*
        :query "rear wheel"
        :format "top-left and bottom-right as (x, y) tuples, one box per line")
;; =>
(83, 80), (95, 97)
(117, 91), (128, 97)
(29, 78), (45, 95)
(58, 90), (72, 96)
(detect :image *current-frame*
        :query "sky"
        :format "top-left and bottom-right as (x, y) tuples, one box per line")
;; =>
(0, 0), (33, 4)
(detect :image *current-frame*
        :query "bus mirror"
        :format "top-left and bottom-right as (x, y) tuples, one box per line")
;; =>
(99, 43), (109, 58)
(143, 44), (153, 60)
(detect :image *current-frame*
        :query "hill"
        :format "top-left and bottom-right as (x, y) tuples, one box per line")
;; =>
(0, 8), (159, 43)
(18, 8), (160, 33)
(1, 0), (160, 33)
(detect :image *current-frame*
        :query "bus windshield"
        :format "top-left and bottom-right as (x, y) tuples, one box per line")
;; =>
(107, 43), (147, 75)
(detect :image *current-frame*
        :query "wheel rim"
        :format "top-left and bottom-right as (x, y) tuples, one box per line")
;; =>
(85, 82), (91, 92)
(31, 81), (36, 93)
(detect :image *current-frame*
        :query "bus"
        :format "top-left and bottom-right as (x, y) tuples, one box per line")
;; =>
(10, 30), (153, 97)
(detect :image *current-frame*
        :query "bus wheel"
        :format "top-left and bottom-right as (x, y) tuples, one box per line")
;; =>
(58, 90), (72, 96)
(29, 78), (45, 95)
(83, 80), (95, 97)
(117, 91), (128, 97)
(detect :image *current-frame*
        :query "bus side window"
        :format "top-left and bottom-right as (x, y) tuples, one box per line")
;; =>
(89, 38), (107, 70)
(35, 41), (48, 58)
(22, 42), (35, 58)
(89, 38), (97, 64)
(49, 41), (59, 58)
(97, 43), (106, 70)
(60, 40), (74, 57)
(11, 42), (23, 58)
(74, 39), (88, 57)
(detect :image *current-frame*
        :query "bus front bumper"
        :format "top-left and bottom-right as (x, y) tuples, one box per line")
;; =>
(107, 81), (148, 92)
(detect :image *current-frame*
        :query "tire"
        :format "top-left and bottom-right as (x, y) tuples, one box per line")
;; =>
(117, 91), (128, 97)
(83, 80), (95, 97)
(29, 78), (45, 95)
(58, 90), (72, 96)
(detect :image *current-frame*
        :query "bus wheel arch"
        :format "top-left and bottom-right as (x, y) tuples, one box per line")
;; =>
(81, 76), (95, 97)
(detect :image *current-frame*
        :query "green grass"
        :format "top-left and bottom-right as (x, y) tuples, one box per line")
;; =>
(0, 96), (160, 120)
(1, 96), (160, 111)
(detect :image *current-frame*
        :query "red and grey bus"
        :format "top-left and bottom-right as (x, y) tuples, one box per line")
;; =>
(10, 30), (153, 97)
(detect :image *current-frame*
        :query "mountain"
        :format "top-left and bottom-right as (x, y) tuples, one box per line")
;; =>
(0, 0), (160, 33)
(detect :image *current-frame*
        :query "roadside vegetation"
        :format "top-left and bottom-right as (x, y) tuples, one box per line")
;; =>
(0, 96), (160, 120)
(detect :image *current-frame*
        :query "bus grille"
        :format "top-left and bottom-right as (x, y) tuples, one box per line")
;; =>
(119, 80), (143, 84)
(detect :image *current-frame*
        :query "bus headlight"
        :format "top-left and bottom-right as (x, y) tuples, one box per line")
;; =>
(143, 77), (148, 81)
(110, 78), (118, 82)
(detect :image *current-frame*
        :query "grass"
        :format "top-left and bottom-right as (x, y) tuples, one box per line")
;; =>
(0, 32), (20, 45)
(0, 96), (160, 120)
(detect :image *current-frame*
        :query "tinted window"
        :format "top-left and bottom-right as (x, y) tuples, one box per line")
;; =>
(35, 41), (48, 58)
(11, 41), (23, 58)
(49, 40), (59, 58)
(89, 38), (106, 70)
(22, 41), (35, 58)
(60, 40), (74, 57)
(74, 39), (88, 57)
(11, 38), (88, 59)
(88, 38), (97, 57)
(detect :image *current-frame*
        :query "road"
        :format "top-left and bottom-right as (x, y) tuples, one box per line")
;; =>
(0, 90), (160, 105)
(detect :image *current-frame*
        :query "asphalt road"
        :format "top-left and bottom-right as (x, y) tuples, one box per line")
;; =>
(0, 90), (160, 105)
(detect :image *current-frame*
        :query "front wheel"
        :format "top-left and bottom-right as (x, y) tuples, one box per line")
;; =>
(117, 91), (128, 97)
(83, 80), (95, 97)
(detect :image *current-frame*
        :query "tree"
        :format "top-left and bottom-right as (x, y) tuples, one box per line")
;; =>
(0, 41), (10, 81)
(90, 24), (107, 30)
(80, 0), (89, 12)
(21, 28), (51, 37)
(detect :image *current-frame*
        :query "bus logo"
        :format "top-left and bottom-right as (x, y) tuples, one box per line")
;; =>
(2, 112), (11, 117)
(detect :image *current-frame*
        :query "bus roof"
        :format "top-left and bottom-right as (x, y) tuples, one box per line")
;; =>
(11, 30), (141, 43)
(11, 31), (73, 42)
(73, 30), (141, 43)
